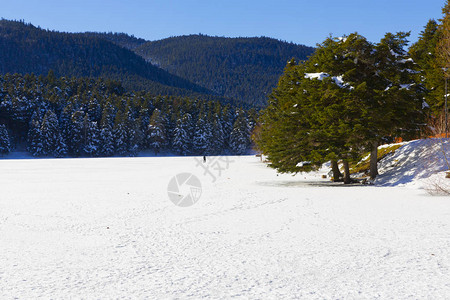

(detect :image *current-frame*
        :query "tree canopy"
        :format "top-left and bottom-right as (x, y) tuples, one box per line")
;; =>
(256, 32), (425, 181)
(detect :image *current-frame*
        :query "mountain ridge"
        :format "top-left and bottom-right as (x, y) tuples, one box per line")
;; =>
(0, 19), (219, 100)
(0, 19), (315, 107)
(134, 34), (315, 106)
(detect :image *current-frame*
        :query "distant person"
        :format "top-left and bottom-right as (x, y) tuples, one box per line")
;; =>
(203, 156), (206, 163)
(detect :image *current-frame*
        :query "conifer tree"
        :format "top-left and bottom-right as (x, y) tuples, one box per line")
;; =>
(221, 107), (234, 151)
(69, 110), (85, 157)
(129, 120), (143, 156)
(99, 124), (115, 156)
(437, 1), (450, 72)
(229, 109), (250, 155)
(54, 133), (68, 158)
(192, 114), (209, 155)
(98, 102), (115, 156)
(410, 19), (442, 114)
(59, 104), (74, 147)
(211, 113), (225, 154)
(256, 58), (324, 173)
(113, 111), (128, 155)
(40, 110), (61, 156)
(27, 109), (43, 156)
(257, 33), (425, 181)
(83, 116), (100, 157)
(204, 113), (216, 155)
(172, 113), (193, 155)
(147, 108), (167, 155)
(0, 124), (11, 156)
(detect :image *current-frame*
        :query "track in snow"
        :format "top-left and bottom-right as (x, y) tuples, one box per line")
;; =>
(0, 155), (449, 299)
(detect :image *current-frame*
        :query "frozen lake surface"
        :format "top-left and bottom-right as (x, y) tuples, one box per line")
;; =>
(0, 152), (449, 299)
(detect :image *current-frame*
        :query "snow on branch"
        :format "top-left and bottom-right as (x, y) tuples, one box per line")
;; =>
(304, 72), (353, 89)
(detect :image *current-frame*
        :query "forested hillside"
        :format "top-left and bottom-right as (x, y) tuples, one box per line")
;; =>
(0, 19), (315, 107)
(0, 73), (255, 157)
(81, 32), (147, 50)
(0, 20), (218, 99)
(135, 35), (315, 106)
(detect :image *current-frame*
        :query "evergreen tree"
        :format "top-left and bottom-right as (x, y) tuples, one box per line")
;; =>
(192, 114), (209, 155)
(229, 109), (250, 155)
(126, 111), (143, 156)
(257, 33), (425, 181)
(54, 133), (68, 158)
(172, 113), (193, 155)
(68, 110), (85, 157)
(99, 124), (115, 156)
(83, 116), (100, 157)
(59, 104), (74, 147)
(438, 1), (450, 73)
(147, 108), (167, 155)
(0, 124), (11, 156)
(27, 109), (43, 156)
(410, 19), (442, 114)
(98, 101), (116, 156)
(210, 113), (225, 154)
(87, 98), (102, 123)
(221, 107), (234, 151)
(113, 111), (128, 155)
(113, 123), (128, 155)
(40, 109), (61, 156)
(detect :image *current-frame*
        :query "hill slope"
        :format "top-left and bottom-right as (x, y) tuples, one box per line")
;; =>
(374, 139), (450, 191)
(135, 35), (315, 106)
(0, 20), (215, 98)
(81, 32), (147, 50)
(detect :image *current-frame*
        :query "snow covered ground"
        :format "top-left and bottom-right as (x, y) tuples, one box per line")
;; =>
(1, 140), (450, 299)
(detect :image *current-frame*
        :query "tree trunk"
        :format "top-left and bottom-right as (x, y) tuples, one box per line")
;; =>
(343, 160), (351, 184)
(331, 160), (342, 181)
(370, 141), (379, 180)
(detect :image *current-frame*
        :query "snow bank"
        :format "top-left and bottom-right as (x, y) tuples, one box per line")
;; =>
(375, 139), (450, 188)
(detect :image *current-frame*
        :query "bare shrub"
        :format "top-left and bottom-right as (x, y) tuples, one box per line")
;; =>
(423, 115), (450, 195)
(424, 175), (450, 195)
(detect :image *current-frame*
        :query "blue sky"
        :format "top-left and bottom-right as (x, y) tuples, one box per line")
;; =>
(1, 0), (445, 47)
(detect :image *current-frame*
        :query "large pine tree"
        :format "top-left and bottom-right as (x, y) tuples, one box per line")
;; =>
(410, 20), (442, 114)
(257, 33), (425, 181)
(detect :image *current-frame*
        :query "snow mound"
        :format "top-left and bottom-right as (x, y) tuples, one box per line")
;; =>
(375, 139), (450, 188)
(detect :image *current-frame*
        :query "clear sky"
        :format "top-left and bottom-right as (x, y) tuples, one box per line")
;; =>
(1, 0), (446, 47)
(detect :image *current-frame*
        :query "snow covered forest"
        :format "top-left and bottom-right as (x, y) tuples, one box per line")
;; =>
(0, 73), (256, 157)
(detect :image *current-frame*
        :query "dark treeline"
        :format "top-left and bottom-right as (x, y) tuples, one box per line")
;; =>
(81, 32), (147, 50)
(0, 72), (255, 157)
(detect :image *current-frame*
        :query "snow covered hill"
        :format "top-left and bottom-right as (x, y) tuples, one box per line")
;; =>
(375, 138), (450, 191)
(0, 142), (449, 298)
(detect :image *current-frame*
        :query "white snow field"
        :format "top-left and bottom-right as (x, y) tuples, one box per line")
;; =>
(1, 140), (450, 299)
